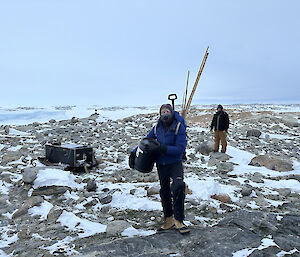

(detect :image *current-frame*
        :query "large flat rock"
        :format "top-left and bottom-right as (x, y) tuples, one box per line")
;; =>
(76, 210), (300, 257)
(249, 155), (293, 172)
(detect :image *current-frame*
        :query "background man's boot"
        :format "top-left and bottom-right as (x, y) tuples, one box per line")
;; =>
(174, 219), (190, 234)
(157, 216), (174, 232)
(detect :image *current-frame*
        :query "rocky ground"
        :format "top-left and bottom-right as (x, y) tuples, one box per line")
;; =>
(0, 104), (299, 257)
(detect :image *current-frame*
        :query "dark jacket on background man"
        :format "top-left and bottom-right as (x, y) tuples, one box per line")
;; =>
(210, 111), (229, 131)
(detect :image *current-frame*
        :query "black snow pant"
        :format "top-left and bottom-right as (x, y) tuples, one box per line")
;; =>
(157, 162), (185, 222)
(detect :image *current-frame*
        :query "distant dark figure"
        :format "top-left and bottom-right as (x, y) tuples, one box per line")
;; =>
(210, 104), (229, 153)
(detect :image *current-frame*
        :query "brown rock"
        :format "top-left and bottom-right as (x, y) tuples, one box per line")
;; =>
(185, 184), (192, 195)
(101, 177), (115, 183)
(210, 194), (231, 203)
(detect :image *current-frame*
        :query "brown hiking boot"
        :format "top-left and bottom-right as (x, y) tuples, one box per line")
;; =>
(157, 216), (174, 232)
(174, 219), (190, 234)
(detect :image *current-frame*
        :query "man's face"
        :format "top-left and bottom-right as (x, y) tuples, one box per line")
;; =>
(217, 108), (222, 112)
(160, 108), (173, 122)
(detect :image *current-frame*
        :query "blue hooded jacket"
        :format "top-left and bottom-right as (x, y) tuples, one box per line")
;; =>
(146, 111), (187, 165)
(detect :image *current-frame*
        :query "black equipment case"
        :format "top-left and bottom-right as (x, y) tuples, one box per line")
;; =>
(45, 143), (96, 168)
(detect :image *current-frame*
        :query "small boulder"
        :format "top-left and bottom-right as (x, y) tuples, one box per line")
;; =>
(32, 122), (40, 127)
(22, 167), (40, 184)
(264, 134), (270, 142)
(47, 207), (63, 222)
(276, 188), (292, 197)
(241, 186), (253, 197)
(99, 194), (113, 205)
(211, 194), (231, 203)
(251, 172), (264, 183)
(83, 199), (98, 208)
(86, 179), (97, 192)
(98, 189), (119, 205)
(71, 117), (79, 123)
(216, 162), (234, 173)
(124, 117), (133, 122)
(246, 129), (261, 138)
(209, 152), (231, 162)
(146, 185), (160, 196)
(187, 198), (199, 206)
(185, 184), (192, 195)
(196, 141), (214, 156)
(281, 116), (299, 128)
(106, 220), (131, 236)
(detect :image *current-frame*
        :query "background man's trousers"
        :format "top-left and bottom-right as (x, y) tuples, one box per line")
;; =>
(214, 130), (227, 153)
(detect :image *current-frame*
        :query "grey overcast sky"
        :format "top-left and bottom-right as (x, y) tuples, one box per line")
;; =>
(0, 0), (299, 107)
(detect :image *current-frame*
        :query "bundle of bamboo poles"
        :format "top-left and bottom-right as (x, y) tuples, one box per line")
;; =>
(181, 46), (209, 119)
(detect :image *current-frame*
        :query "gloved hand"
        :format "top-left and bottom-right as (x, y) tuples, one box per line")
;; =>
(156, 145), (167, 155)
(143, 141), (167, 155)
(144, 144), (150, 153)
(129, 151), (136, 169)
(143, 142), (164, 153)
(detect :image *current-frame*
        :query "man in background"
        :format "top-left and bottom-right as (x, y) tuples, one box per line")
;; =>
(210, 104), (229, 153)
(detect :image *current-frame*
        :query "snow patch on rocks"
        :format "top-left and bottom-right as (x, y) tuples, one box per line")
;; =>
(57, 210), (106, 238)
(33, 168), (83, 190)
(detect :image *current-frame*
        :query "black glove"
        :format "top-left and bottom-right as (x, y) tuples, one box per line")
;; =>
(143, 141), (167, 156)
(156, 145), (167, 155)
(129, 151), (136, 169)
(144, 143), (163, 153)
(144, 144), (150, 153)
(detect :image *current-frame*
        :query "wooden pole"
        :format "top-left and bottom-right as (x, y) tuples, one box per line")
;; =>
(181, 88), (186, 111)
(181, 70), (190, 113)
(181, 71), (190, 119)
(185, 46), (209, 114)
(184, 70), (190, 109)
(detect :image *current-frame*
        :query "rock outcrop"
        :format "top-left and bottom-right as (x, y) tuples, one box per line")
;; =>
(249, 155), (293, 171)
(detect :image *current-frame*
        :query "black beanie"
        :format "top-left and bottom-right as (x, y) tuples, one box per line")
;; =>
(217, 104), (223, 110)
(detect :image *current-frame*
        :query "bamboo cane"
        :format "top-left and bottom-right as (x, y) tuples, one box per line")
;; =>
(184, 46), (209, 115)
(181, 70), (190, 119)
(181, 70), (190, 110)
(184, 70), (190, 109)
(181, 88), (186, 111)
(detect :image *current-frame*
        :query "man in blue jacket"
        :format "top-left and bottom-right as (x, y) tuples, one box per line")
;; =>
(129, 104), (189, 234)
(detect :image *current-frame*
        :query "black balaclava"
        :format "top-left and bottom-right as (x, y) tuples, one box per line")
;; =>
(160, 104), (174, 129)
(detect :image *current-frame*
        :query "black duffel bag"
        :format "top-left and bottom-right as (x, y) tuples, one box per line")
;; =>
(134, 138), (160, 173)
